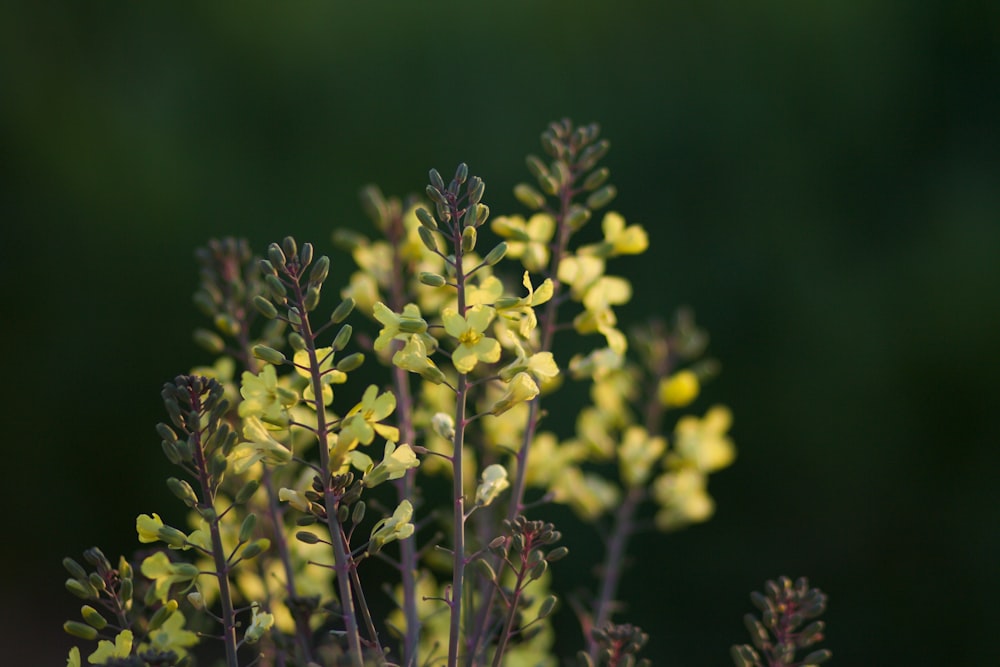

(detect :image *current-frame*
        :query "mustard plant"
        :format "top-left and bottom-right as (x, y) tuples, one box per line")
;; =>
(60, 119), (828, 667)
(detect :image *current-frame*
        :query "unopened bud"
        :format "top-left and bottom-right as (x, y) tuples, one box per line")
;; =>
(253, 345), (287, 365)
(299, 242), (314, 269)
(166, 477), (199, 508)
(333, 324), (353, 351)
(267, 244), (286, 269)
(240, 538), (270, 560)
(63, 621), (98, 640)
(461, 225), (477, 253)
(330, 297), (355, 324)
(308, 255), (330, 285)
(193, 329), (226, 354)
(235, 479), (260, 504)
(419, 272), (446, 287)
(416, 207), (438, 231)
(418, 226), (438, 253)
(336, 352), (365, 373)
(586, 184), (617, 210)
(514, 183), (546, 210)
(484, 242), (508, 266)
(239, 513), (257, 543)
(429, 168), (445, 191)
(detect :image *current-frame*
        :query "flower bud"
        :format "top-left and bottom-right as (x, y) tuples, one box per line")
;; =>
(299, 242), (314, 269)
(63, 621), (98, 640)
(65, 578), (92, 600)
(461, 225), (477, 253)
(267, 243), (286, 269)
(62, 558), (88, 581)
(330, 297), (355, 324)
(235, 479), (260, 504)
(586, 184), (617, 210)
(239, 513), (257, 543)
(416, 207), (438, 231)
(582, 166), (610, 191)
(336, 352), (365, 373)
(264, 274), (287, 300)
(429, 168), (445, 191)
(303, 285), (322, 312)
(484, 242), (508, 266)
(148, 600), (178, 631)
(333, 324), (353, 351)
(253, 345), (287, 365)
(240, 538), (270, 560)
(419, 272), (446, 287)
(281, 236), (298, 261)
(193, 329), (226, 354)
(454, 163), (468, 185)
(308, 255), (330, 285)
(418, 226), (438, 253)
(513, 183), (546, 210)
(565, 205), (591, 231)
(296, 530), (322, 544)
(166, 477), (199, 508)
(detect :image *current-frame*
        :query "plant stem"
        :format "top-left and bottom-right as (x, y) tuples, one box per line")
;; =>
(288, 270), (364, 667)
(187, 386), (241, 667)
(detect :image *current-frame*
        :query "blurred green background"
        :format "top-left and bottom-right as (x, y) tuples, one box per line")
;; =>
(3, 2), (998, 664)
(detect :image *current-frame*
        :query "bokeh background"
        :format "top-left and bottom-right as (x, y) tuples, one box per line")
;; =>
(3, 2), (998, 665)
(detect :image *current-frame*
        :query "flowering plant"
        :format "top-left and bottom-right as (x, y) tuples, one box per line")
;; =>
(60, 120), (829, 667)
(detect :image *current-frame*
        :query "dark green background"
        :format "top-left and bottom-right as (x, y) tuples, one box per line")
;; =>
(3, 2), (998, 665)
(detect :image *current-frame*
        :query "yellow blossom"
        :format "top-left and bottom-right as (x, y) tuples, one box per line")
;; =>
(652, 468), (714, 530)
(144, 609), (198, 658)
(442, 306), (501, 374)
(672, 405), (735, 473)
(372, 302), (428, 352)
(231, 416), (292, 474)
(618, 426), (666, 488)
(659, 370), (700, 408)
(238, 364), (297, 426)
(362, 441), (420, 487)
(579, 211), (649, 257)
(293, 347), (347, 406)
(491, 213), (556, 272)
(369, 500), (415, 553)
(496, 271), (554, 338)
(339, 384), (400, 447)
(489, 372), (540, 416)
(88, 630), (133, 665)
(475, 463), (511, 506)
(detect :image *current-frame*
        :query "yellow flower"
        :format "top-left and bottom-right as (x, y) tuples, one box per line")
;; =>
(672, 405), (735, 473)
(88, 630), (133, 665)
(618, 426), (666, 488)
(293, 347), (347, 406)
(244, 602), (275, 644)
(652, 468), (714, 530)
(140, 552), (200, 603)
(238, 364), (297, 426)
(475, 463), (511, 506)
(278, 487), (311, 512)
(145, 609), (198, 658)
(369, 500), (415, 553)
(491, 213), (556, 272)
(231, 416), (292, 474)
(66, 647), (80, 667)
(136, 513), (165, 544)
(442, 306), (501, 374)
(579, 211), (649, 257)
(372, 302), (428, 352)
(496, 272), (554, 338)
(392, 334), (445, 383)
(363, 441), (420, 487)
(489, 372), (540, 416)
(659, 370), (700, 408)
(499, 340), (559, 386)
(339, 384), (400, 447)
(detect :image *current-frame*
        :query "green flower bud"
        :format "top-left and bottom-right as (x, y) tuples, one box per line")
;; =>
(268, 243), (287, 269)
(193, 328), (226, 354)
(586, 184), (617, 210)
(398, 318), (428, 334)
(308, 255), (330, 285)
(173, 563), (200, 579)
(467, 176), (485, 206)
(330, 297), (355, 324)
(62, 558), (88, 581)
(578, 138), (611, 171)
(420, 366), (446, 384)
(303, 285), (321, 312)
(295, 530), (321, 544)
(337, 505), (350, 524)
(331, 228), (368, 251)
(419, 272), (446, 287)
(241, 538), (270, 560)
(281, 236), (298, 261)
(88, 573), (106, 592)
(264, 274), (287, 300)
(546, 546), (569, 562)
(214, 313), (241, 337)
(425, 184), (445, 205)
(539, 174), (559, 196)
(259, 258), (277, 276)
(454, 162), (468, 185)
(461, 225), (477, 253)
(565, 204), (591, 231)
(239, 513), (257, 543)
(513, 183), (546, 210)
(582, 166), (610, 191)
(528, 559), (548, 581)
(65, 578), (92, 600)
(336, 352), (365, 373)
(210, 452), (228, 480)
(484, 242), (508, 266)
(253, 295), (278, 319)
(148, 600), (178, 632)
(287, 306), (301, 326)
(351, 501), (366, 525)
(416, 207), (438, 231)
(288, 332), (307, 352)
(253, 345), (287, 365)
(166, 477), (199, 508)
(429, 168), (445, 191)
(192, 289), (217, 317)
(418, 226), (438, 253)
(157, 525), (189, 549)
(63, 620), (98, 640)
(537, 594), (558, 620)
(299, 242), (314, 269)
(235, 478), (260, 504)
(801, 649), (832, 665)
(525, 154), (549, 180)
(333, 323), (353, 351)
(119, 578), (133, 605)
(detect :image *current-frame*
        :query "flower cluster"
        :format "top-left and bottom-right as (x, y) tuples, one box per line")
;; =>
(57, 120), (770, 667)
